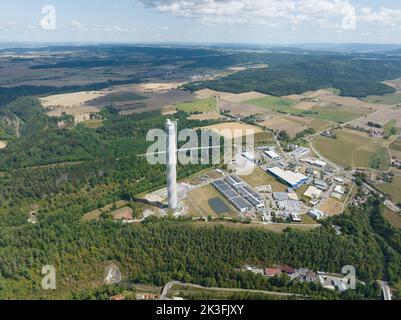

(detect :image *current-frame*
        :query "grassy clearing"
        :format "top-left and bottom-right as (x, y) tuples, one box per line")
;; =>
(254, 131), (274, 144)
(376, 175), (401, 203)
(82, 200), (128, 221)
(390, 139), (401, 159)
(176, 97), (216, 113)
(186, 184), (237, 218)
(308, 119), (332, 131)
(242, 167), (287, 191)
(383, 119), (399, 136)
(313, 129), (391, 170)
(383, 208), (401, 229)
(82, 119), (104, 129)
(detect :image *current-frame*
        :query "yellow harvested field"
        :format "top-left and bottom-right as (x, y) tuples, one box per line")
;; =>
(223, 91), (267, 103)
(189, 111), (227, 121)
(259, 116), (308, 137)
(219, 99), (269, 117)
(194, 89), (266, 103)
(194, 89), (234, 100)
(0, 140), (7, 149)
(133, 82), (183, 92)
(201, 122), (263, 139)
(40, 91), (105, 108)
(319, 198), (343, 216)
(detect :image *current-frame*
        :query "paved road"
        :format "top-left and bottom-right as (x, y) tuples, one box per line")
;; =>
(160, 281), (307, 300)
(380, 281), (392, 301)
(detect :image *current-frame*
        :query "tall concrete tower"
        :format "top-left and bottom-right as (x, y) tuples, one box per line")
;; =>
(165, 119), (178, 210)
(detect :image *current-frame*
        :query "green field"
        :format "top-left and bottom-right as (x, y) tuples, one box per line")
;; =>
(383, 208), (401, 229)
(377, 175), (401, 203)
(365, 93), (401, 105)
(383, 120), (399, 136)
(245, 95), (296, 110)
(390, 139), (401, 159)
(82, 119), (104, 129)
(246, 96), (369, 123)
(176, 98), (216, 113)
(242, 167), (287, 191)
(313, 129), (391, 170)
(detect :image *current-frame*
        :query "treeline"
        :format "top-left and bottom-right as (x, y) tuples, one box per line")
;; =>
(0, 79), (141, 107)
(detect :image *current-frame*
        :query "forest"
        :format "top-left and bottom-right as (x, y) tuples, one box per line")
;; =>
(185, 56), (401, 97)
(0, 194), (400, 300)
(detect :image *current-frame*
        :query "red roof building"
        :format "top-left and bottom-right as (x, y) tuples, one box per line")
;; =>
(281, 265), (296, 274)
(264, 268), (282, 277)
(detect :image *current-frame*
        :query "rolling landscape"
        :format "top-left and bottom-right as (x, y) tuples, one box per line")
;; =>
(1, 0), (401, 307)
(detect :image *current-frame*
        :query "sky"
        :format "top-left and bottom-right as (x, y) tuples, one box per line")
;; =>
(1, 0), (401, 44)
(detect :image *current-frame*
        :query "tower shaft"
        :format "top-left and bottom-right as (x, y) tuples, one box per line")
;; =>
(165, 120), (178, 209)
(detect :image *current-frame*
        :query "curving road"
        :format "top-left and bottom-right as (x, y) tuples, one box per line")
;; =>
(160, 281), (307, 300)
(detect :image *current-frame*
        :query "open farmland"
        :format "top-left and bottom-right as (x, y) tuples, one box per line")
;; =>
(245, 95), (296, 110)
(365, 93), (401, 105)
(376, 175), (401, 203)
(188, 111), (227, 121)
(246, 93), (374, 123)
(390, 138), (401, 160)
(218, 99), (268, 117)
(259, 116), (309, 137)
(312, 128), (391, 170)
(259, 114), (330, 137)
(193, 89), (266, 102)
(200, 122), (263, 139)
(175, 97), (216, 113)
(348, 108), (401, 132)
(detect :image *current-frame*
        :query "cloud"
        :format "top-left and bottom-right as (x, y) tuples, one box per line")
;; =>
(359, 7), (401, 28)
(69, 20), (139, 33)
(139, 0), (357, 30)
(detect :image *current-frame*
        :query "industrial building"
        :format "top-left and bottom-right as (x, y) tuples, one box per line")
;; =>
(267, 167), (308, 188)
(265, 150), (280, 159)
(212, 180), (252, 213)
(224, 176), (265, 209)
(304, 186), (322, 199)
(309, 209), (325, 220)
(212, 176), (265, 213)
(277, 200), (302, 212)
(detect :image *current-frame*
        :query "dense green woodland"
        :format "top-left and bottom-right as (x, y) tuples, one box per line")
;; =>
(0, 197), (399, 299)
(185, 56), (401, 97)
